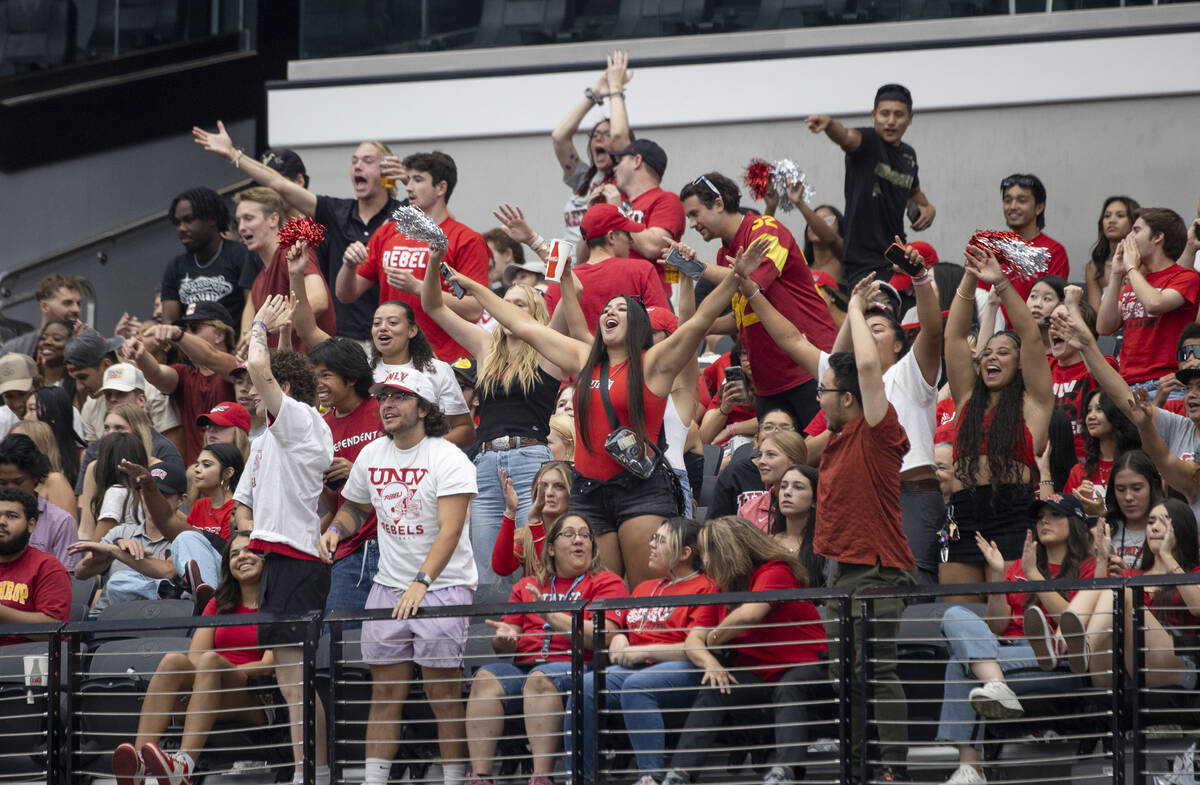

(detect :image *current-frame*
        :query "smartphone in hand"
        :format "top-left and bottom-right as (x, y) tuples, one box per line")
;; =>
(440, 262), (465, 299)
(884, 242), (925, 277)
(664, 247), (706, 280)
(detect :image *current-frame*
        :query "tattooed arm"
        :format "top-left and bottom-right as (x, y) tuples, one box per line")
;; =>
(247, 295), (292, 419)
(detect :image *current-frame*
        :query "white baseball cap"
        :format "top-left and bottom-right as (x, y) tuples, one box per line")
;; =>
(99, 363), (146, 393)
(369, 368), (436, 403)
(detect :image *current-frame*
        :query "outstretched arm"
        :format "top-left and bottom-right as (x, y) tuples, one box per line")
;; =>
(287, 241), (332, 348)
(846, 277), (889, 426)
(804, 114), (862, 153)
(192, 121), (317, 216)
(725, 240), (821, 378)
(944, 259), (979, 408)
(447, 267), (590, 376)
(419, 245), (490, 359)
(245, 296), (292, 418)
(1127, 387), (1200, 501)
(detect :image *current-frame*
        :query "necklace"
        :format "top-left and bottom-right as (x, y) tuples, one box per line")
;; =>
(193, 240), (223, 269)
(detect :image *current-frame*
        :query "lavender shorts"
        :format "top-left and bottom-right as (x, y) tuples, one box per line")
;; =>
(361, 582), (473, 668)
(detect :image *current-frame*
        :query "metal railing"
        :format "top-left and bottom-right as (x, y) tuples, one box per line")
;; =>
(4, 574), (1200, 783)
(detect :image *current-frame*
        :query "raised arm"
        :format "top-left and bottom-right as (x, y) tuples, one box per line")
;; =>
(245, 296), (291, 418)
(145, 323), (240, 380)
(419, 245), (490, 358)
(905, 243), (944, 386)
(1123, 235), (1186, 315)
(846, 277), (889, 426)
(1095, 242), (1127, 335)
(1051, 300), (1135, 420)
(192, 121), (317, 216)
(603, 51), (632, 151)
(557, 264), (592, 345)
(119, 460), (190, 539)
(125, 336), (180, 395)
(944, 259), (980, 408)
(447, 267), (590, 376)
(1127, 386), (1200, 502)
(335, 242), (375, 304)
(644, 263), (740, 396)
(804, 114), (862, 153)
(287, 241), (332, 348)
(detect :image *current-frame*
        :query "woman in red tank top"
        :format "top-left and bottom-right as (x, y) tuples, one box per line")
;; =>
(942, 246), (1055, 602)
(448, 243), (745, 587)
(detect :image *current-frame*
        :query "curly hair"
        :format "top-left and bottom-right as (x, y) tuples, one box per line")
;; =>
(270, 351), (318, 407)
(953, 332), (1028, 492)
(308, 337), (373, 400)
(417, 400), (450, 438)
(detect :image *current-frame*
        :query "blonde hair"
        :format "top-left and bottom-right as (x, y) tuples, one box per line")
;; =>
(548, 414), (575, 461)
(364, 140), (398, 198)
(698, 515), (807, 592)
(529, 460), (573, 526)
(106, 404), (154, 459)
(476, 285), (549, 400)
(760, 430), (807, 468)
(10, 420), (63, 474)
(234, 186), (286, 230)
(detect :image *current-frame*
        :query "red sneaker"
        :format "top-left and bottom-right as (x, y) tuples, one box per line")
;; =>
(111, 743), (145, 785)
(141, 742), (193, 785)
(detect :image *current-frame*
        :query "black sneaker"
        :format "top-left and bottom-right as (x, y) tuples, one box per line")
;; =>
(157, 578), (187, 600)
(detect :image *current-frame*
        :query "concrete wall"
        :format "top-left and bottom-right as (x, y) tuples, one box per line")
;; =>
(281, 93), (1200, 285)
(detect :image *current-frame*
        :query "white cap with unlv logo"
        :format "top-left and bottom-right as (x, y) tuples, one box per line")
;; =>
(369, 368), (435, 403)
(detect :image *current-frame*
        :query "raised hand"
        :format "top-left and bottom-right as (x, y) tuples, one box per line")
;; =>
(287, 239), (310, 276)
(963, 245), (1006, 287)
(343, 241), (368, 269)
(1063, 284), (1084, 309)
(1121, 235), (1142, 274)
(192, 120), (236, 159)
(500, 467), (518, 518)
(113, 312), (142, 340)
(848, 272), (881, 313)
(1020, 529), (1042, 581)
(118, 459), (152, 489)
(784, 178), (810, 207)
(605, 49), (633, 94)
(1126, 385), (1157, 430)
(804, 114), (831, 134)
(974, 530), (1005, 577)
(732, 235), (773, 279)
(492, 203), (535, 245)
(253, 294), (293, 334)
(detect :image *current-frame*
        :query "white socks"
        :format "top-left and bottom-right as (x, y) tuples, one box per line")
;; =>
(363, 757), (391, 785)
(443, 763), (467, 785)
(291, 764), (331, 785)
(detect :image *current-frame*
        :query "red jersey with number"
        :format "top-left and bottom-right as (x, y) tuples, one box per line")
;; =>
(716, 212), (836, 396)
(574, 357), (669, 481)
(719, 561), (827, 681)
(1116, 264), (1200, 383)
(359, 217), (489, 362)
(329, 398), (384, 561)
(625, 187), (685, 299)
(503, 570), (628, 664)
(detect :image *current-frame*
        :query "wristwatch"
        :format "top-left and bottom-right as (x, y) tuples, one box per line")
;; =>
(413, 571), (431, 587)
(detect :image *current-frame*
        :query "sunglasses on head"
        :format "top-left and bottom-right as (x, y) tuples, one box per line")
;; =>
(692, 175), (721, 198)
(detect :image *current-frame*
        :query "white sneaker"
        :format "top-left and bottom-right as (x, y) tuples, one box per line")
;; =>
(969, 679), (1024, 719)
(944, 764), (986, 785)
(631, 777), (660, 785)
(1024, 606), (1058, 671)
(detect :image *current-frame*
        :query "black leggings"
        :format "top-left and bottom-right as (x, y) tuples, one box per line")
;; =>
(670, 662), (831, 775)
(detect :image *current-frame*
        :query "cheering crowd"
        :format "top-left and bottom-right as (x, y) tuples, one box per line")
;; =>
(2, 49), (1200, 785)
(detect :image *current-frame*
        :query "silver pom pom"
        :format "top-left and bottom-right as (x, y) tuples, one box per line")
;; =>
(969, 230), (1050, 281)
(392, 205), (448, 250)
(772, 159), (813, 213)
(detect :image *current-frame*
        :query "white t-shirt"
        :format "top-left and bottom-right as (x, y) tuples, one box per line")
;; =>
(662, 395), (687, 472)
(234, 396), (333, 558)
(1155, 408), (1200, 462)
(342, 434), (478, 591)
(373, 359), (469, 416)
(1110, 522), (1146, 569)
(818, 349), (937, 473)
(0, 406), (17, 437)
(98, 486), (143, 527)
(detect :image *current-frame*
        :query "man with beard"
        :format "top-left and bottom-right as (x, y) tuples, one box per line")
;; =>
(0, 488), (70, 645)
(319, 368), (477, 785)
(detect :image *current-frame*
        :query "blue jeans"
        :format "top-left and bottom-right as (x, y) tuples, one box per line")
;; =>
(477, 660), (576, 713)
(325, 538), (379, 630)
(936, 605), (1038, 744)
(568, 660), (703, 778)
(673, 468), (693, 519)
(1130, 378), (1159, 400)
(472, 444), (552, 585)
(102, 531), (222, 606)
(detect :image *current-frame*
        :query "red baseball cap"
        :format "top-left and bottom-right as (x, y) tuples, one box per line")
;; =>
(646, 306), (678, 334)
(812, 270), (838, 291)
(196, 401), (251, 433)
(580, 203), (641, 241)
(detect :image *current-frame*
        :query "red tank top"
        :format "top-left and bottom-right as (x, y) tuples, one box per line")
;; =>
(952, 408), (1035, 468)
(574, 357), (668, 481)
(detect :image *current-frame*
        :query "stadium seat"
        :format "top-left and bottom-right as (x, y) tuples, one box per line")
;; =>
(0, 641), (55, 777)
(755, 0), (848, 28)
(88, 598), (196, 644)
(0, 0), (72, 75)
(88, 0), (181, 54)
(473, 0), (569, 46)
(896, 601), (985, 743)
(612, 0), (713, 37)
(72, 575), (98, 609)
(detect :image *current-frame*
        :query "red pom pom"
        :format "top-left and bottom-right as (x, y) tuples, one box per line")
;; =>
(277, 217), (327, 252)
(742, 158), (773, 201)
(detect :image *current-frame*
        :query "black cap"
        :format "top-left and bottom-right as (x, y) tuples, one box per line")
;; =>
(175, 300), (235, 327)
(1176, 368), (1200, 386)
(261, 148), (307, 181)
(452, 356), (476, 387)
(609, 139), (667, 180)
(1029, 493), (1086, 521)
(64, 329), (124, 369)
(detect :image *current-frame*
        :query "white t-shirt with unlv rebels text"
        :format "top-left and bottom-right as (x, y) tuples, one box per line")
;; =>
(342, 434), (478, 591)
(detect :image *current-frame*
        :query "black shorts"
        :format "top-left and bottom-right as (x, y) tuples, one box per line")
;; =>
(756, 379), (819, 431)
(569, 464), (680, 536)
(944, 484), (1035, 563)
(258, 552), (331, 647)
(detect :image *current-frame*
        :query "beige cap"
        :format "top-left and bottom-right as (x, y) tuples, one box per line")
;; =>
(0, 353), (36, 395)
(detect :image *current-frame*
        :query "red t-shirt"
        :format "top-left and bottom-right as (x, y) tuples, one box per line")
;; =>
(1116, 265), (1200, 383)
(933, 398), (958, 445)
(1049, 354), (1117, 460)
(1165, 399), (1187, 416)
(702, 353), (732, 401)
(249, 245), (335, 352)
(0, 546), (69, 646)
(1000, 557), (1097, 638)
(574, 357), (668, 481)
(202, 599), (262, 666)
(171, 365), (234, 464)
(720, 561), (827, 681)
(542, 257), (670, 329)
(625, 187), (686, 299)
(977, 232), (1070, 317)
(717, 212), (836, 397)
(816, 404), (913, 569)
(359, 216), (490, 362)
(328, 398), (385, 560)
(1064, 460), (1113, 501)
(625, 573), (720, 650)
(187, 497), (235, 540)
(502, 570), (628, 664)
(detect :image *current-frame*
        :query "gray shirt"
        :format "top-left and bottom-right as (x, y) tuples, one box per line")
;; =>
(91, 523), (171, 612)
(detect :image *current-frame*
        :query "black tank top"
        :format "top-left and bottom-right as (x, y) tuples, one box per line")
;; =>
(476, 365), (560, 442)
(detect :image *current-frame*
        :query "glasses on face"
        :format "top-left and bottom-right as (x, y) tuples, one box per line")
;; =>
(815, 385), (846, 396)
(692, 175), (721, 198)
(1178, 346), (1200, 363)
(556, 529), (592, 542)
(759, 423), (796, 433)
(374, 390), (416, 404)
(650, 533), (669, 546)
(590, 128), (612, 141)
